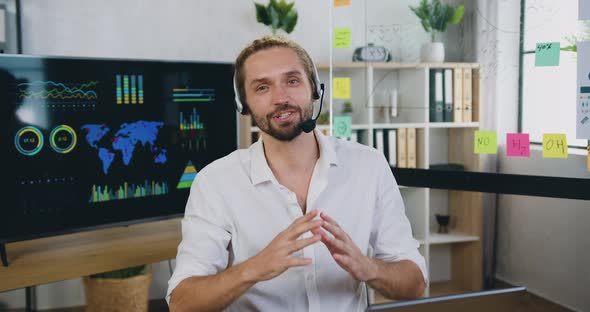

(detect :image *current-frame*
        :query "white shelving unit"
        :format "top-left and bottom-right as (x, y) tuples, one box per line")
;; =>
(320, 62), (483, 302)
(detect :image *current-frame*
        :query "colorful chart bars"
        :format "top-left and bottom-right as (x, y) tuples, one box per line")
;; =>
(116, 74), (144, 104)
(177, 161), (198, 189)
(180, 108), (204, 131)
(172, 88), (215, 103)
(89, 180), (168, 203)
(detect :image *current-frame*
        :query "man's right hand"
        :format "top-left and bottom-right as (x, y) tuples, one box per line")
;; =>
(243, 210), (323, 282)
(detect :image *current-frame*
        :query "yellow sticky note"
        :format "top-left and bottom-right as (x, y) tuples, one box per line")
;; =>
(474, 131), (497, 154)
(334, 0), (351, 7)
(333, 77), (351, 99)
(334, 27), (351, 48)
(542, 134), (568, 158)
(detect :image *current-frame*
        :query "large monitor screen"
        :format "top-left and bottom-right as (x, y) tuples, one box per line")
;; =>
(0, 54), (237, 243)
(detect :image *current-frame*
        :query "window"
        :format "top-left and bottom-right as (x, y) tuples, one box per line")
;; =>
(520, 0), (587, 148)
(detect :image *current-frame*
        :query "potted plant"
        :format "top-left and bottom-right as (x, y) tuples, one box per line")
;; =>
(317, 111), (330, 125)
(83, 264), (152, 312)
(409, 0), (465, 62)
(342, 101), (353, 116)
(254, 0), (298, 36)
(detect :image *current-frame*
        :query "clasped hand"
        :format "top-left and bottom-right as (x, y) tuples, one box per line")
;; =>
(246, 210), (375, 283)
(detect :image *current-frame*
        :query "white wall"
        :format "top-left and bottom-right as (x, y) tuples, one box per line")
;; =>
(19, 0), (331, 63)
(490, 1), (590, 311)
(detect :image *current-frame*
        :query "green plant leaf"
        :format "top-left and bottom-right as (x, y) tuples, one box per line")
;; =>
(89, 265), (148, 279)
(282, 10), (298, 34)
(449, 4), (465, 24)
(269, 4), (280, 34)
(409, 0), (432, 33)
(561, 45), (577, 52)
(276, 0), (294, 16)
(255, 3), (271, 26)
(441, 5), (455, 32)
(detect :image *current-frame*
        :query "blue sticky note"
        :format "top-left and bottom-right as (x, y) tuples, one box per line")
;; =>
(333, 116), (352, 138)
(535, 42), (560, 67)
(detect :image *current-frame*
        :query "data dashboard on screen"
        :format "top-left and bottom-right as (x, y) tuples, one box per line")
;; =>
(0, 54), (237, 243)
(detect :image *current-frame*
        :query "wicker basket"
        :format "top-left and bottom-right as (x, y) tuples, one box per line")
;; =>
(83, 271), (153, 312)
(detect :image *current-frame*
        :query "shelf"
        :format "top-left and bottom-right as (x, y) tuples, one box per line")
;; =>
(428, 122), (480, 128)
(0, 218), (181, 292)
(317, 62), (480, 70)
(373, 123), (427, 129)
(428, 232), (479, 245)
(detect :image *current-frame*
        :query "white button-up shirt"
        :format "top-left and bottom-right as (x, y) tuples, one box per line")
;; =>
(167, 129), (427, 311)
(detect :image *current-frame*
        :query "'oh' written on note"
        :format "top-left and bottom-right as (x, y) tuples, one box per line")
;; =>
(542, 134), (568, 158)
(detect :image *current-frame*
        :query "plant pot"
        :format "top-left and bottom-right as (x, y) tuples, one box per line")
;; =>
(420, 42), (445, 63)
(435, 214), (450, 233)
(83, 271), (153, 312)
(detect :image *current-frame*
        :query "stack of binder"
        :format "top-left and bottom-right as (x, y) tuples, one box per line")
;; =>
(429, 67), (473, 123)
(373, 128), (416, 168)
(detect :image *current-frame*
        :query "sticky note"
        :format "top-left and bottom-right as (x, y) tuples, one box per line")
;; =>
(474, 131), (497, 154)
(535, 42), (560, 66)
(333, 116), (352, 138)
(334, 0), (351, 7)
(334, 27), (351, 49)
(333, 77), (351, 99)
(506, 133), (530, 157)
(542, 133), (568, 158)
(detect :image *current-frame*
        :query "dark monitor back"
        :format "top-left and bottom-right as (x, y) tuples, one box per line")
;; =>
(0, 54), (237, 243)
(367, 287), (528, 312)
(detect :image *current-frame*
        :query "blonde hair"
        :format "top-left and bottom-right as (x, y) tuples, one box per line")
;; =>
(234, 36), (316, 113)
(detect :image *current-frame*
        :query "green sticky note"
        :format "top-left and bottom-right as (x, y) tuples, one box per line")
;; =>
(474, 131), (497, 154)
(542, 133), (568, 158)
(334, 28), (351, 49)
(535, 42), (560, 66)
(333, 77), (351, 99)
(333, 116), (352, 138)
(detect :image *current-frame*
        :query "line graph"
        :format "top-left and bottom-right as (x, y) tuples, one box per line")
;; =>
(16, 80), (99, 111)
(17, 80), (98, 100)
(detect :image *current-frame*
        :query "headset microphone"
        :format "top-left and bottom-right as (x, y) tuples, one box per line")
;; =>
(299, 83), (325, 133)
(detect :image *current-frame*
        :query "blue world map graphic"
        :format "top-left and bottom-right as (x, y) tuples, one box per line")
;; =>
(81, 121), (167, 174)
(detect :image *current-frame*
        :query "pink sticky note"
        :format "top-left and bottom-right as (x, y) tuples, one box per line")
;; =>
(506, 133), (530, 157)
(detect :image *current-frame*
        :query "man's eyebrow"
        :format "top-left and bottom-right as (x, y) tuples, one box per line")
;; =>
(249, 77), (270, 87)
(248, 70), (304, 87)
(284, 70), (304, 77)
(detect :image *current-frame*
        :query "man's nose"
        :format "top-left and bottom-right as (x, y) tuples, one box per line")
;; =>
(271, 84), (289, 105)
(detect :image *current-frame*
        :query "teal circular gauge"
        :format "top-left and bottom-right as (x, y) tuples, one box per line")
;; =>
(15, 126), (44, 156)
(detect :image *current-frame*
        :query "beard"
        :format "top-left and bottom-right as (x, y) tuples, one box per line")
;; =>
(252, 101), (314, 142)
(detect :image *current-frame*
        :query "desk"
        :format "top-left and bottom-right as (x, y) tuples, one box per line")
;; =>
(0, 218), (181, 292)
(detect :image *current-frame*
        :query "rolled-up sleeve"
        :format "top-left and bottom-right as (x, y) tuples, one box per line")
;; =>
(369, 154), (429, 286)
(166, 171), (232, 304)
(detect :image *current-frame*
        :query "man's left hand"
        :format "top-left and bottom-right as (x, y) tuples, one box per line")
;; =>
(312, 212), (376, 282)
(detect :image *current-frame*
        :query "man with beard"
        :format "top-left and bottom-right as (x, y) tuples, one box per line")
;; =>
(167, 36), (427, 312)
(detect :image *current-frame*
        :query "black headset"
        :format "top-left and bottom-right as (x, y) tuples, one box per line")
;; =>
(233, 58), (325, 133)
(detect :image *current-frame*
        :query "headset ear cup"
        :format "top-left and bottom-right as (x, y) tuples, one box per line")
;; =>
(310, 60), (321, 100)
(233, 73), (247, 115)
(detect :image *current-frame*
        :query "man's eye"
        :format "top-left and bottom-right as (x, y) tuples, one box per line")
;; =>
(288, 79), (300, 85)
(256, 85), (268, 92)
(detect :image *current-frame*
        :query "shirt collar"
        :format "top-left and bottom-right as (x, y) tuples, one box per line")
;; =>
(249, 129), (339, 186)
